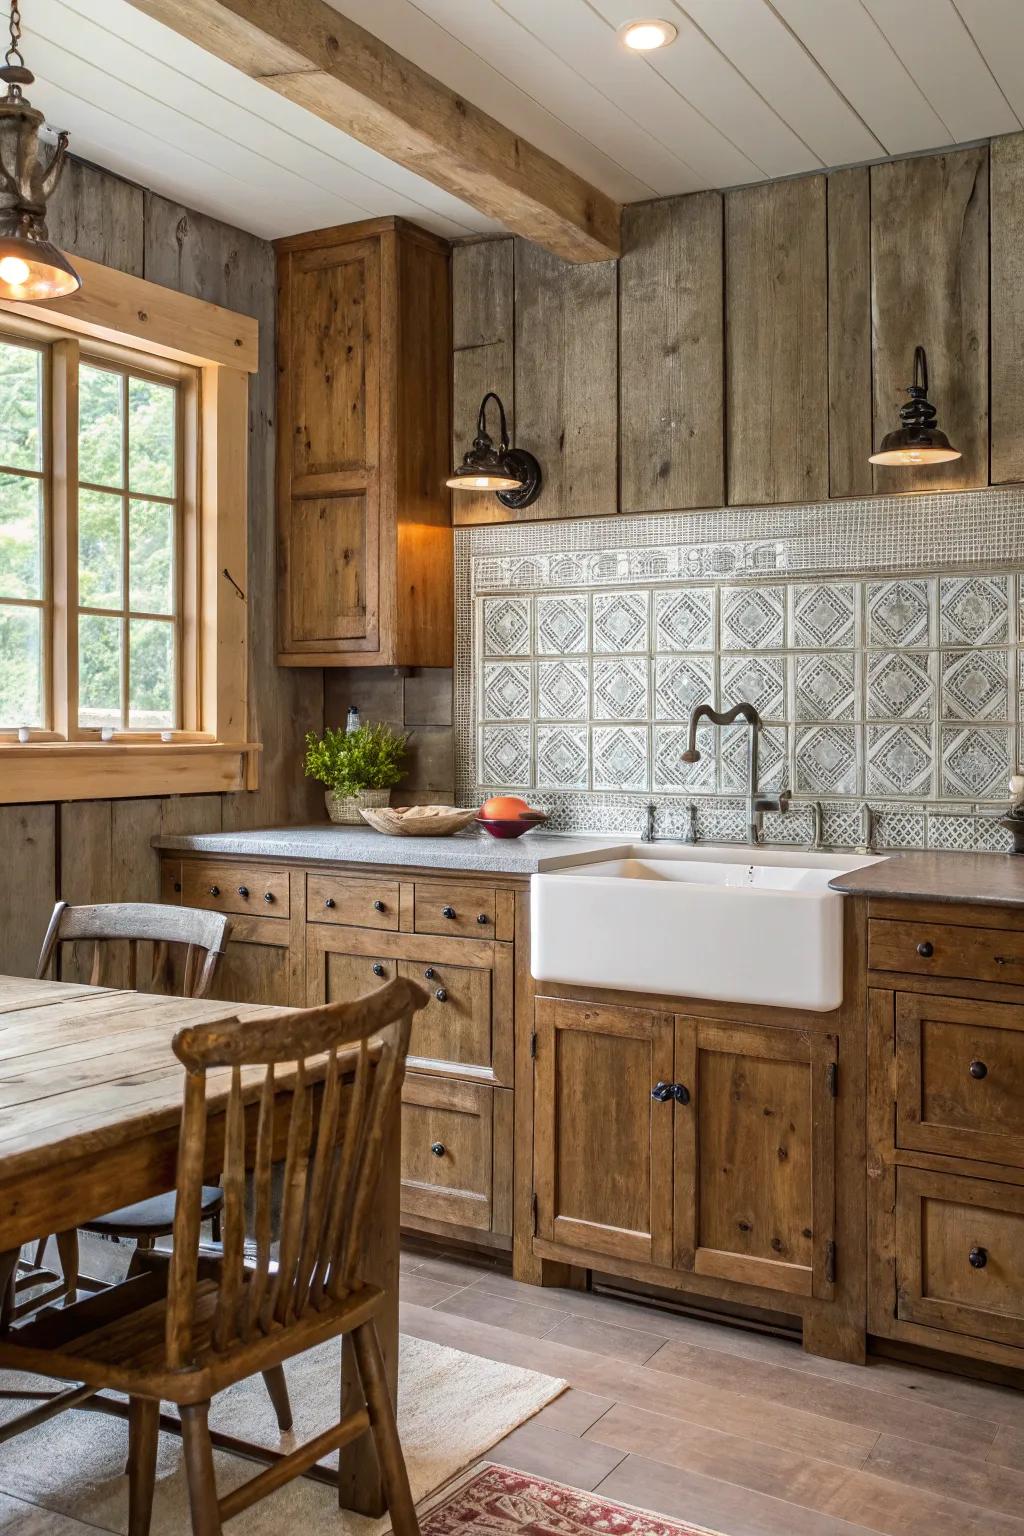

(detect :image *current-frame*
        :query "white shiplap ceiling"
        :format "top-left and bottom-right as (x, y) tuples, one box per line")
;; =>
(14, 0), (1024, 242)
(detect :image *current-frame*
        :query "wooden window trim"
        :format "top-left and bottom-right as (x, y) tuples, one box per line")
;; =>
(0, 258), (260, 804)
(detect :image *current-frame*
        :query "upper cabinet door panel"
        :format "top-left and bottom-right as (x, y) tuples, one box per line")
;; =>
(725, 175), (828, 507)
(619, 192), (724, 514)
(870, 147), (988, 494)
(288, 240), (380, 489)
(991, 133), (1024, 486)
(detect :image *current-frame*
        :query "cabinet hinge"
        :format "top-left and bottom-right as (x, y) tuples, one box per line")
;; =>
(530, 1031), (537, 1059)
(826, 1062), (838, 1098)
(531, 1191), (538, 1236)
(825, 1240), (836, 1286)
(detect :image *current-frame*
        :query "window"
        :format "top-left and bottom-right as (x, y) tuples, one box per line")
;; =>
(0, 254), (257, 803)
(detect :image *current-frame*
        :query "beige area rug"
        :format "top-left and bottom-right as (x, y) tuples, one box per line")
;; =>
(0, 1335), (567, 1534)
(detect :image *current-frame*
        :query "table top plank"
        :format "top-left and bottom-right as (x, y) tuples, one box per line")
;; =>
(0, 978), (286, 1183)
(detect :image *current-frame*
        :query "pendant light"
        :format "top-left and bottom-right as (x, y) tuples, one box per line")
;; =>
(0, 2), (79, 302)
(869, 346), (961, 467)
(447, 391), (542, 509)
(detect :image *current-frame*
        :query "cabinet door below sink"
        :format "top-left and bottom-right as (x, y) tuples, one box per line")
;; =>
(674, 1017), (837, 1300)
(534, 998), (674, 1268)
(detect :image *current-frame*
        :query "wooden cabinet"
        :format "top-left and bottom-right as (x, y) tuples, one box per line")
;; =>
(534, 998), (675, 1267)
(895, 993), (1024, 1167)
(674, 1018), (836, 1300)
(895, 1167), (1024, 1349)
(868, 897), (1024, 1371)
(275, 217), (452, 667)
(400, 1074), (512, 1237)
(533, 998), (837, 1302)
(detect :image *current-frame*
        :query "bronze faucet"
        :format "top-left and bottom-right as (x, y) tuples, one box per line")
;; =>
(681, 701), (790, 845)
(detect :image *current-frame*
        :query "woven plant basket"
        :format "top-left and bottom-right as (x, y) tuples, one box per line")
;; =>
(325, 787), (391, 825)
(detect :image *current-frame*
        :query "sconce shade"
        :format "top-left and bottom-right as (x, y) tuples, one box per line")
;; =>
(447, 391), (542, 509)
(869, 345), (961, 466)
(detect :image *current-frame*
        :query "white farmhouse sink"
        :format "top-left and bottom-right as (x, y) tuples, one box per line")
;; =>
(531, 844), (887, 1012)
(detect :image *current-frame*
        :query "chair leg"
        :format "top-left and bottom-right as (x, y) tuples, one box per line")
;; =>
(261, 1364), (293, 1433)
(128, 1396), (159, 1536)
(55, 1230), (79, 1304)
(351, 1321), (419, 1536)
(180, 1402), (222, 1536)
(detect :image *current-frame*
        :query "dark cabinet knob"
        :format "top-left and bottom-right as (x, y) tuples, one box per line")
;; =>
(969, 1059), (988, 1079)
(651, 1081), (673, 1102)
(423, 967), (435, 980)
(263, 891), (275, 904)
(324, 897), (335, 909)
(435, 988), (447, 1002)
(442, 905), (456, 919)
(431, 1142), (445, 1158)
(477, 913), (489, 925)
(372, 962), (385, 978)
(917, 941), (933, 958)
(173, 881), (182, 893)
(236, 885), (249, 898)
(969, 1246), (988, 1269)
(208, 885), (220, 897)
(672, 1083), (691, 1105)
(374, 899), (386, 913)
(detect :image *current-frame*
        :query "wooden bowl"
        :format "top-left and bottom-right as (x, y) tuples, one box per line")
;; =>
(359, 805), (480, 837)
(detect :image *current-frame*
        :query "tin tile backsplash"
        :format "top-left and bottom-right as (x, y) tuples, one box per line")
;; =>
(455, 487), (1024, 851)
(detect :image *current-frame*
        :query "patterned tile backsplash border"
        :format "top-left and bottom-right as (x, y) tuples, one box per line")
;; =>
(455, 487), (1024, 852)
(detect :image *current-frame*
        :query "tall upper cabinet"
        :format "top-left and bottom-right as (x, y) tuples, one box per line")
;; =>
(276, 217), (452, 667)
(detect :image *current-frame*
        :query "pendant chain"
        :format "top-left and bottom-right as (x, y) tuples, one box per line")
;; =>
(6, 2), (23, 70)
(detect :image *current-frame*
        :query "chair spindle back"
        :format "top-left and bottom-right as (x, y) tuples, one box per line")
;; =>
(35, 901), (232, 999)
(165, 976), (427, 1368)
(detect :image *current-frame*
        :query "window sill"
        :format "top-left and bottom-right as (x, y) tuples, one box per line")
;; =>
(0, 740), (262, 804)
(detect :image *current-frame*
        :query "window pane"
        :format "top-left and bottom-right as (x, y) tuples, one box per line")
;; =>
(0, 340), (41, 472)
(129, 499), (173, 614)
(79, 365), (123, 487)
(78, 489), (123, 609)
(129, 619), (174, 728)
(128, 377), (175, 497)
(0, 603), (42, 726)
(0, 473), (42, 599)
(79, 613), (122, 729)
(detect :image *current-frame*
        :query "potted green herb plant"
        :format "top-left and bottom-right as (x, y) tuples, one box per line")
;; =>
(304, 722), (409, 825)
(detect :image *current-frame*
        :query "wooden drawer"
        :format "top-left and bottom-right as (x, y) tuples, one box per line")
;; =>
(896, 1167), (1024, 1349)
(180, 861), (289, 919)
(307, 874), (400, 931)
(870, 917), (1024, 985)
(399, 959), (492, 1075)
(324, 948), (399, 1001)
(896, 993), (1024, 1167)
(400, 1075), (512, 1235)
(413, 881), (496, 939)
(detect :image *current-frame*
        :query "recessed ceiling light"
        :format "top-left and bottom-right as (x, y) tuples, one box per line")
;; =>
(618, 18), (678, 51)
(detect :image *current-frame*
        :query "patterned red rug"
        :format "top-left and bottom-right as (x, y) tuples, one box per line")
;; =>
(419, 1463), (726, 1536)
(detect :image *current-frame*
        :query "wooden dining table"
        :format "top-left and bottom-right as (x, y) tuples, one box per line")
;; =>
(0, 974), (402, 1517)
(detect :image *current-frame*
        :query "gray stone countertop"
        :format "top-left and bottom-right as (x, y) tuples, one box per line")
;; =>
(152, 823), (629, 875)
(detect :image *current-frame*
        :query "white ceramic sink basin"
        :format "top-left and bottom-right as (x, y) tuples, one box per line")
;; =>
(531, 844), (887, 1012)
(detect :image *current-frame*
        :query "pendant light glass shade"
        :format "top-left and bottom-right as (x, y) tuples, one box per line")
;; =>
(447, 391), (542, 509)
(869, 345), (961, 466)
(0, 5), (80, 304)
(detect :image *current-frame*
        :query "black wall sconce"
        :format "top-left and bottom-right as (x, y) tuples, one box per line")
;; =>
(869, 346), (961, 467)
(446, 391), (542, 510)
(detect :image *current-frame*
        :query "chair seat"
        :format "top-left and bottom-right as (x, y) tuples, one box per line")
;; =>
(82, 1186), (223, 1238)
(0, 1269), (383, 1405)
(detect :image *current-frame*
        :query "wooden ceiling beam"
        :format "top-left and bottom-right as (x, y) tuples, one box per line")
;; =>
(125, 0), (621, 262)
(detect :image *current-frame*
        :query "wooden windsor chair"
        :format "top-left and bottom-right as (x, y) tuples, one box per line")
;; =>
(0, 974), (428, 1536)
(14, 901), (233, 1318)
